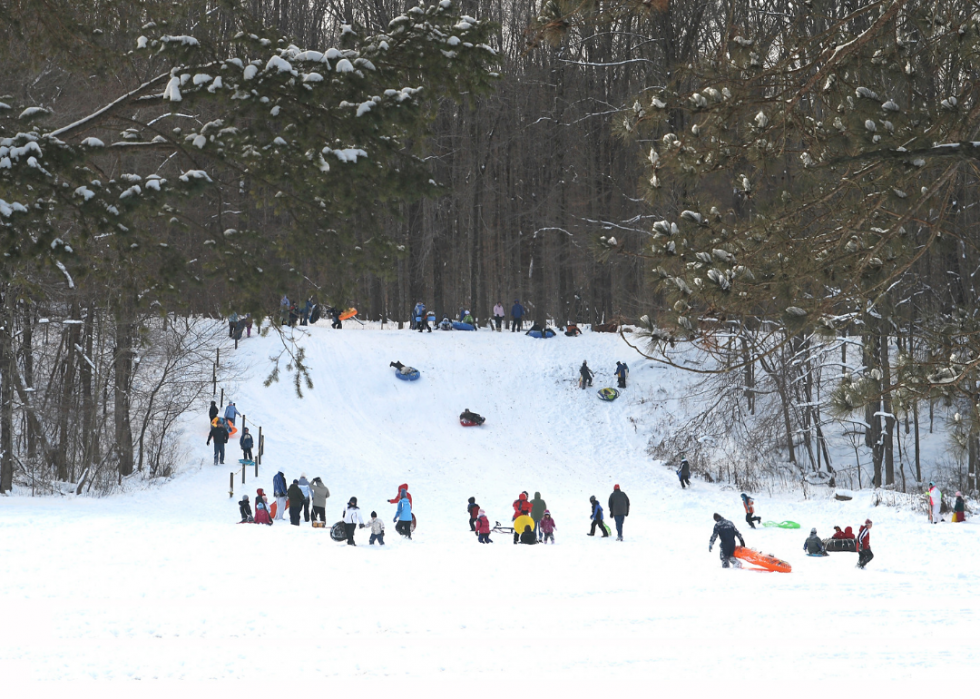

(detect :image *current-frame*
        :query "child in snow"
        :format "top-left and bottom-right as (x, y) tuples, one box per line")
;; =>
(467, 497), (481, 532)
(857, 519), (873, 568)
(253, 489), (272, 525)
(615, 361), (629, 389)
(519, 525), (538, 545)
(953, 492), (966, 522)
(476, 509), (492, 544)
(588, 495), (609, 537)
(539, 510), (556, 544)
(239, 495), (253, 523)
(678, 458), (692, 488)
(803, 528), (828, 556)
(741, 493), (762, 529)
(579, 361), (594, 389)
(239, 427), (254, 462)
(369, 511), (385, 545)
(394, 489), (413, 539)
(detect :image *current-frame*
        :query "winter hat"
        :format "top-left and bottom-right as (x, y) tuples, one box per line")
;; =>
(543, 509), (551, 516)
(468, 496), (476, 504)
(865, 519), (873, 525)
(300, 472), (306, 478)
(256, 488), (265, 495)
(590, 495), (596, 503)
(810, 528), (817, 535)
(956, 491), (963, 497)
(478, 509), (486, 516)
(929, 481), (935, 486)
(614, 484), (621, 491)
(293, 479), (299, 484)
(370, 511), (377, 518)
(349, 497), (357, 506)
(713, 513), (722, 522)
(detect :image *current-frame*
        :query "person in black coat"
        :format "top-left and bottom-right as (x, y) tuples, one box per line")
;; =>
(678, 458), (692, 489)
(206, 422), (229, 465)
(608, 485), (630, 541)
(209, 400), (219, 422)
(519, 525), (538, 545)
(239, 428), (254, 461)
(579, 361), (594, 389)
(239, 495), (253, 523)
(287, 480), (305, 526)
(708, 513), (746, 568)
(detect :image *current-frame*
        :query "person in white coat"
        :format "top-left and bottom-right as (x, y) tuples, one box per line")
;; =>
(492, 302), (505, 331)
(928, 482), (943, 523)
(342, 497), (365, 546)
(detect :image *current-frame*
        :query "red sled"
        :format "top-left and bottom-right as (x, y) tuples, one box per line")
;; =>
(460, 418), (485, 427)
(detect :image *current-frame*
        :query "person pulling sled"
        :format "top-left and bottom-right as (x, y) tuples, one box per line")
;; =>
(709, 513), (745, 568)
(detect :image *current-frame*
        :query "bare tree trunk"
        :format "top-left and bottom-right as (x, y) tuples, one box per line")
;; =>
(113, 298), (135, 479)
(0, 286), (13, 493)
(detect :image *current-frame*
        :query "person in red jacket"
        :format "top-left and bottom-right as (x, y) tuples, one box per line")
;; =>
(476, 509), (492, 544)
(512, 491), (532, 520)
(388, 484), (412, 507)
(856, 519), (873, 569)
(842, 526), (855, 539)
(831, 526), (846, 539)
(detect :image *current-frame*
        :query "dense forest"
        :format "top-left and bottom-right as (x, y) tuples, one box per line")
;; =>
(2, 0), (979, 497)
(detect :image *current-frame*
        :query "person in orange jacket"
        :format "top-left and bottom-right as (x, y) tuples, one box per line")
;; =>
(512, 491), (532, 520)
(741, 493), (761, 529)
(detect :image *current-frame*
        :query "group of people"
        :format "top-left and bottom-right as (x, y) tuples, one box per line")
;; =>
(577, 360), (629, 390)
(279, 295), (343, 329)
(227, 313), (253, 341)
(207, 401), (251, 466)
(802, 521), (875, 568)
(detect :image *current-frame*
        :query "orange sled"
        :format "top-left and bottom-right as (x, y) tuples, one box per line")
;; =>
(212, 417), (238, 437)
(339, 307), (358, 321)
(734, 546), (792, 573)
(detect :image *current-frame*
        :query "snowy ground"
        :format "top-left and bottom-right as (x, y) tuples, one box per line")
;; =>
(2, 321), (978, 682)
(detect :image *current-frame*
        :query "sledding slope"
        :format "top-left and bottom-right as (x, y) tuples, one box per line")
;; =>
(1, 321), (978, 681)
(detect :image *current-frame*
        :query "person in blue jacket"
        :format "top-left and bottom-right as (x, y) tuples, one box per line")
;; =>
(394, 488), (413, 539)
(223, 401), (240, 427)
(615, 361), (629, 389)
(587, 495), (609, 537)
(510, 299), (526, 332)
(239, 427), (254, 461)
(412, 301), (426, 330)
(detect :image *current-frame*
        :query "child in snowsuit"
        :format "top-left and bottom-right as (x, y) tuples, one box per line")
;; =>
(539, 510), (556, 544)
(239, 495), (253, 523)
(928, 482), (943, 523)
(615, 361), (628, 389)
(519, 525), (538, 545)
(588, 495), (609, 537)
(741, 493), (762, 529)
(239, 428), (254, 462)
(579, 361), (594, 389)
(253, 488), (273, 525)
(953, 492), (966, 522)
(476, 509), (492, 543)
(857, 519), (873, 568)
(369, 511), (385, 545)
(709, 513), (745, 568)
(803, 528), (828, 556)
(343, 497), (364, 545)
(467, 497), (480, 532)
(678, 458), (691, 488)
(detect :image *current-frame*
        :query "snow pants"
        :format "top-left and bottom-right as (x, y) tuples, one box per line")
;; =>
(289, 503), (302, 526)
(303, 498), (310, 522)
(275, 496), (286, 520)
(720, 542), (737, 568)
(590, 519), (609, 537)
(478, 533), (492, 543)
(311, 505), (325, 523)
(745, 513), (761, 528)
(469, 516), (478, 532)
(617, 376), (626, 388)
(932, 503), (941, 523)
(680, 476), (691, 488)
(212, 441), (225, 465)
(511, 317), (523, 332)
(494, 315), (503, 331)
(858, 548), (874, 568)
(369, 532), (385, 545)
(242, 447), (253, 461)
(345, 523), (357, 545)
(396, 521), (412, 539)
(542, 532), (554, 544)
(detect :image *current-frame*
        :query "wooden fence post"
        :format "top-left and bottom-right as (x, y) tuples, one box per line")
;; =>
(212, 363), (216, 394)
(229, 472), (234, 498)
(220, 388), (224, 408)
(242, 466), (245, 485)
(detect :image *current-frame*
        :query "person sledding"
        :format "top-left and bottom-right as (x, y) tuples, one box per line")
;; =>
(564, 323), (581, 337)
(439, 316), (453, 331)
(460, 409), (485, 426)
(587, 495), (609, 538)
(253, 488), (273, 525)
(461, 310), (475, 326)
(741, 493), (762, 529)
(526, 322), (544, 335)
(579, 361), (594, 389)
(519, 525), (538, 545)
(512, 511), (535, 545)
(709, 513), (746, 568)
(615, 361), (629, 389)
(389, 361), (415, 376)
(803, 528), (829, 556)
(388, 483), (413, 507)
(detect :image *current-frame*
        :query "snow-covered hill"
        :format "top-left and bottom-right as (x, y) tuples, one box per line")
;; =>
(1, 322), (977, 680)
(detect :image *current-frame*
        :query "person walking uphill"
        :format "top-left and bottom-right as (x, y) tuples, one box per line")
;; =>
(709, 513), (746, 568)
(208, 400), (219, 423)
(530, 492), (547, 541)
(239, 427), (254, 462)
(678, 457), (692, 489)
(510, 299), (526, 332)
(608, 485), (630, 541)
(206, 420), (229, 465)
(856, 519), (873, 568)
(273, 470), (288, 521)
(588, 495), (609, 537)
(309, 477), (330, 525)
(615, 361), (629, 389)
(343, 497), (365, 545)
(223, 402), (240, 427)
(394, 489), (413, 539)
(287, 480), (305, 526)
(579, 361), (594, 389)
